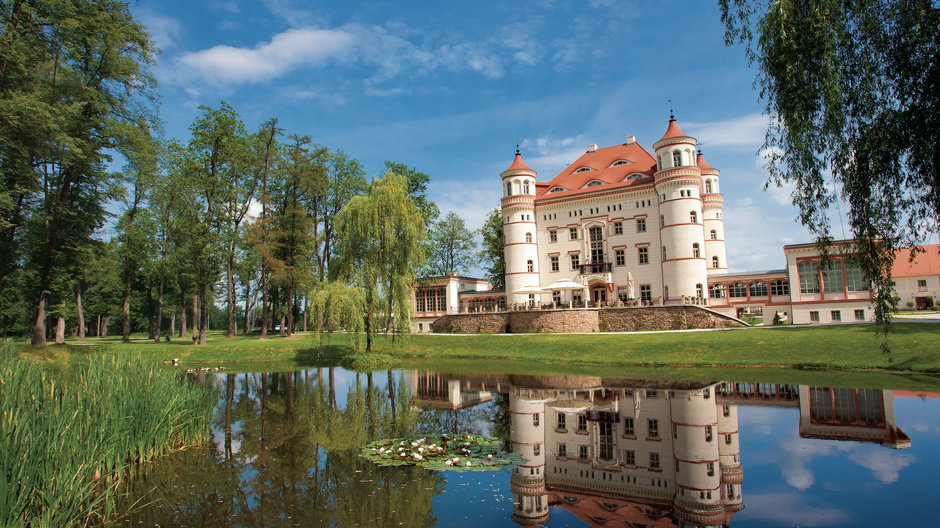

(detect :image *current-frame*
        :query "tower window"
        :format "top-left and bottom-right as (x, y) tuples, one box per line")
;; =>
(712, 256), (720, 268)
(525, 232), (532, 243)
(506, 182), (512, 195)
(690, 211), (697, 223)
(662, 246), (667, 261)
(527, 260), (533, 272)
(692, 243), (700, 258)
(672, 151), (682, 167)
(523, 181), (530, 194)
(705, 180), (713, 193)
(710, 229), (717, 240)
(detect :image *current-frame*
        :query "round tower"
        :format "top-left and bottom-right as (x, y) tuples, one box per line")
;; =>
(501, 149), (541, 305)
(653, 117), (708, 302)
(509, 388), (550, 525)
(670, 385), (725, 527)
(698, 151), (728, 274)
(717, 399), (744, 513)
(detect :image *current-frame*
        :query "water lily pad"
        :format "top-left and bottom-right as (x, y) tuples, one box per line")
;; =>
(361, 434), (523, 472)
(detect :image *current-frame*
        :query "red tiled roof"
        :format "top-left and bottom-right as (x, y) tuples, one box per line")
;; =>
(657, 119), (691, 142)
(535, 141), (657, 198)
(696, 152), (716, 171)
(891, 244), (940, 277)
(504, 152), (535, 173)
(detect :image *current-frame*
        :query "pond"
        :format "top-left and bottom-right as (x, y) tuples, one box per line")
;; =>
(116, 366), (939, 527)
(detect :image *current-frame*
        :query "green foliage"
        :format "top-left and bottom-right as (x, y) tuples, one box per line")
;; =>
(0, 342), (215, 527)
(361, 434), (522, 472)
(334, 172), (427, 351)
(428, 211), (478, 275)
(719, 0), (940, 327)
(310, 280), (365, 351)
(478, 208), (505, 291)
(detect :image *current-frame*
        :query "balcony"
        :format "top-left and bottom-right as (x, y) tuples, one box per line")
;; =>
(579, 262), (611, 274)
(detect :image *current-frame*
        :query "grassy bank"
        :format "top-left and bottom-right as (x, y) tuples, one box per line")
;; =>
(12, 322), (940, 376)
(1, 343), (217, 528)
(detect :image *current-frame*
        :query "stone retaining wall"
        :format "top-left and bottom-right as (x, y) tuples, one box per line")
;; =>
(431, 305), (743, 333)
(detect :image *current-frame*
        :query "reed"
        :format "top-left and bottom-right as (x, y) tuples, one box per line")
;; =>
(0, 342), (217, 528)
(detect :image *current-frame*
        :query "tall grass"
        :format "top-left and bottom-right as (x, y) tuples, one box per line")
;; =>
(0, 342), (217, 527)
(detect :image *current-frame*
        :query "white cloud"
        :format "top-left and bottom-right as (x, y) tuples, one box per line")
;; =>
(734, 197), (753, 207)
(137, 9), (182, 51)
(684, 113), (768, 148)
(848, 448), (914, 484)
(176, 27), (356, 84)
(745, 493), (851, 526)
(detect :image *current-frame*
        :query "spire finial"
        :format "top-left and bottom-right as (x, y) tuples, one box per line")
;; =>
(515, 144), (520, 155)
(668, 99), (675, 121)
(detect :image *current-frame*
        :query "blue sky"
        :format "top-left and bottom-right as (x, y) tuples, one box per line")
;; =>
(132, 0), (850, 274)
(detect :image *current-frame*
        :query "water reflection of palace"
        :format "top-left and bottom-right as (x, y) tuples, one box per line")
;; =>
(407, 372), (912, 527)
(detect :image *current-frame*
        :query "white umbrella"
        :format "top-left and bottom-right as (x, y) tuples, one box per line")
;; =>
(511, 285), (548, 310)
(544, 278), (587, 308)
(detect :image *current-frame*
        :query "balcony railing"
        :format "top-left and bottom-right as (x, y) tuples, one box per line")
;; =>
(579, 262), (611, 274)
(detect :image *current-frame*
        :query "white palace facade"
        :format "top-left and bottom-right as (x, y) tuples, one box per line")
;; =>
(501, 116), (726, 307)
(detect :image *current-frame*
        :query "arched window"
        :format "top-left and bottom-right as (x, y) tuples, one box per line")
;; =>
(692, 243), (700, 258)
(585, 180), (604, 188)
(549, 187), (566, 193)
(527, 260), (533, 272)
(690, 211), (698, 223)
(710, 229), (717, 240)
(523, 181), (530, 194)
(506, 182), (512, 195)
(712, 256), (720, 268)
(672, 151), (682, 167)
(525, 232), (532, 243)
(705, 180), (713, 193)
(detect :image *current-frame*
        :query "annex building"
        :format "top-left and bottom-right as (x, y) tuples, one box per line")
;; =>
(411, 117), (940, 331)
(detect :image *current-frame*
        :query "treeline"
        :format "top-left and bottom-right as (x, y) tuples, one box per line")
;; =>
(0, 1), (493, 350)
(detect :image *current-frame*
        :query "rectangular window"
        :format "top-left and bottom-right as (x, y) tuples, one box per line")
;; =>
(550, 256), (559, 272)
(549, 230), (557, 242)
(798, 261), (820, 294)
(725, 434), (732, 445)
(636, 218), (646, 232)
(625, 450), (635, 466)
(613, 221), (623, 235)
(831, 310), (841, 321)
(845, 260), (869, 291)
(557, 413), (566, 430)
(577, 415), (587, 432)
(615, 249), (625, 266)
(707, 462), (715, 476)
(705, 426), (713, 442)
(822, 260), (844, 293)
(649, 452), (660, 469)
(638, 247), (649, 264)
(533, 414), (540, 426)
(579, 445), (588, 460)
(558, 443), (567, 457)
(917, 279), (928, 289)
(569, 227), (578, 240)
(648, 419), (659, 438)
(624, 417), (635, 436)
(416, 291), (425, 312)
(570, 253), (580, 269)
(854, 309), (865, 321)
(810, 311), (820, 322)
(640, 285), (652, 302)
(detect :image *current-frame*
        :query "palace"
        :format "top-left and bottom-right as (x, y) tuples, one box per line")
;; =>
(501, 115), (725, 308)
(410, 117), (940, 331)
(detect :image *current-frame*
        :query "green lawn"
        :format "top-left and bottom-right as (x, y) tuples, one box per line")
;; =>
(11, 322), (940, 389)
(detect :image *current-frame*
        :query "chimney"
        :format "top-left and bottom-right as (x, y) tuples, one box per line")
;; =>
(625, 135), (636, 145)
(587, 143), (597, 153)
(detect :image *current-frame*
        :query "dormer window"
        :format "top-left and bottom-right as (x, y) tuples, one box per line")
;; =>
(623, 173), (646, 181)
(573, 167), (594, 174)
(610, 160), (632, 167)
(549, 187), (567, 193)
(584, 180), (604, 188)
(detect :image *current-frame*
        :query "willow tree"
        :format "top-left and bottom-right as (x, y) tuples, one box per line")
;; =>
(309, 281), (365, 351)
(333, 172), (426, 352)
(719, 0), (940, 326)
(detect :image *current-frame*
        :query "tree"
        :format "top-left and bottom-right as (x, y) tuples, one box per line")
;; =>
(314, 151), (367, 280)
(719, 0), (940, 326)
(334, 172), (426, 352)
(10, 1), (157, 345)
(478, 208), (505, 291)
(429, 211), (477, 275)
